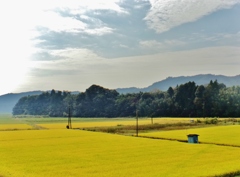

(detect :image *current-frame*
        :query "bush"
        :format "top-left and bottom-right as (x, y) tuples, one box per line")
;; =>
(196, 119), (202, 123)
(205, 118), (218, 124)
(107, 128), (117, 133)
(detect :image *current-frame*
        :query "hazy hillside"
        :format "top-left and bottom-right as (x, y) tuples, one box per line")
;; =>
(1, 74), (240, 113)
(0, 91), (43, 114)
(117, 74), (240, 94)
(0, 90), (80, 114)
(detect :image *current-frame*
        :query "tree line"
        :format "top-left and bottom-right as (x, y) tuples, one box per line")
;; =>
(12, 80), (240, 118)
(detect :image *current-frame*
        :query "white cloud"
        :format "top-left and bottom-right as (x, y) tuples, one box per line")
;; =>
(55, 0), (127, 14)
(84, 27), (114, 36)
(119, 44), (129, 48)
(0, 0), (126, 94)
(0, 0), (125, 35)
(35, 48), (106, 71)
(139, 39), (185, 51)
(140, 40), (164, 49)
(37, 11), (87, 33)
(19, 46), (240, 93)
(35, 1), (123, 34)
(145, 0), (240, 33)
(186, 31), (240, 44)
(34, 12), (115, 35)
(25, 0), (127, 15)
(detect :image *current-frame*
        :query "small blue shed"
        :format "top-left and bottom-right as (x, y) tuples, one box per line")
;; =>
(187, 134), (199, 143)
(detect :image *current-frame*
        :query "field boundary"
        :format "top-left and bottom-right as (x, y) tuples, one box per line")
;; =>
(137, 135), (240, 148)
(210, 170), (240, 177)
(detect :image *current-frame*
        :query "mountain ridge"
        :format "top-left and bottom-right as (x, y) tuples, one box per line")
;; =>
(1, 74), (240, 113)
(0, 91), (43, 114)
(0, 90), (80, 114)
(116, 74), (240, 94)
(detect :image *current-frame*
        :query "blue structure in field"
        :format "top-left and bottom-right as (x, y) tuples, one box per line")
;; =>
(187, 134), (199, 143)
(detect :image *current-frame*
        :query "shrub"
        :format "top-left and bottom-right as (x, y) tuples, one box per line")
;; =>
(196, 119), (202, 123)
(107, 128), (117, 133)
(205, 118), (218, 124)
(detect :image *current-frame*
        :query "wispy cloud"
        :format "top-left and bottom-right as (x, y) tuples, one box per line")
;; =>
(139, 39), (185, 52)
(183, 31), (240, 47)
(35, 48), (106, 70)
(140, 40), (164, 49)
(36, 11), (87, 33)
(1, 0), (126, 35)
(84, 27), (114, 36)
(144, 0), (240, 33)
(24, 46), (240, 93)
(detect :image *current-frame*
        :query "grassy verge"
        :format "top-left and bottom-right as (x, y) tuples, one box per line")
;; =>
(78, 122), (211, 135)
(212, 171), (240, 177)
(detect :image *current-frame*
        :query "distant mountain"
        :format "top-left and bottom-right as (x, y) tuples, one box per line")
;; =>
(116, 74), (240, 94)
(0, 90), (80, 114)
(0, 91), (43, 114)
(1, 74), (240, 113)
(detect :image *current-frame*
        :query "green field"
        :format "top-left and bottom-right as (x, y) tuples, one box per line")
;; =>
(1, 115), (240, 177)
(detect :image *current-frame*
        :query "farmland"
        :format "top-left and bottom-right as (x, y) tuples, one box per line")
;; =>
(140, 125), (240, 147)
(1, 114), (240, 177)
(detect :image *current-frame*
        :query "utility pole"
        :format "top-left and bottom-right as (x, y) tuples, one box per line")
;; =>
(202, 102), (205, 118)
(67, 107), (72, 129)
(136, 109), (139, 137)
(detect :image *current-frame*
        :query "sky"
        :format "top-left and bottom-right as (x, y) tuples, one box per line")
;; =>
(0, 0), (240, 95)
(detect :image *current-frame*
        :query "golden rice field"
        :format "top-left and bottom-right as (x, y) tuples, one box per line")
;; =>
(0, 115), (203, 130)
(0, 116), (33, 130)
(0, 124), (33, 130)
(37, 117), (193, 129)
(1, 129), (240, 177)
(140, 125), (240, 147)
(1, 115), (240, 176)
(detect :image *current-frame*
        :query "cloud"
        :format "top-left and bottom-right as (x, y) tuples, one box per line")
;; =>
(29, 68), (79, 77)
(31, 50), (67, 61)
(139, 39), (185, 52)
(183, 31), (240, 48)
(144, 0), (240, 33)
(36, 11), (87, 33)
(133, 0), (150, 9)
(84, 27), (114, 36)
(33, 48), (107, 71)
(140, 40), (164, 49)
(22, 46), (240, 93)
(29, 0), (127, 15)
(119, 44), (129, 48)
(204, 32), (240, 41)
(51, 48), (102, 61)
(1, 0), (126, 35)
(34, 10), (116, 35)
(56, 0), (128, 14)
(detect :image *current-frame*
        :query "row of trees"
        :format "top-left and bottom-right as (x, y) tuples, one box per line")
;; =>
(13, 80), (240, 117)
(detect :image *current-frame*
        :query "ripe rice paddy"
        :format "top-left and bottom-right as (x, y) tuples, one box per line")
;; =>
(140, 125), (240, 147)
(0, 124), (33, 130)
(1, 115), (240, 177)
(1, 129), (240, 177)
(35, 117), (196, 129)
(0, 116), (33, 130)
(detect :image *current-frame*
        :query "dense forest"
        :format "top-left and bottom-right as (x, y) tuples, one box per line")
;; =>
(13, 80), (240, 118)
